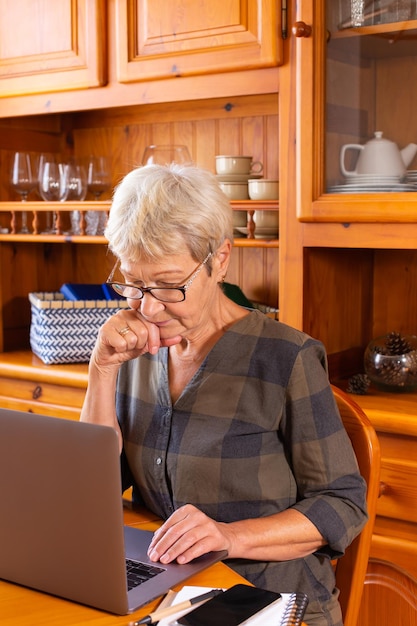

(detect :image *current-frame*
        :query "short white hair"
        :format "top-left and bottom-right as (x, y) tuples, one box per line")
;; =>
(105, 164), (233, 265)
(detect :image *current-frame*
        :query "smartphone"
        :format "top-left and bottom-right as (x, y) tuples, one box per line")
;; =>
(177, 584), (281, 626)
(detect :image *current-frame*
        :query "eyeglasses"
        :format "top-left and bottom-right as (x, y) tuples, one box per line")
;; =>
(106, 253), (212, 303)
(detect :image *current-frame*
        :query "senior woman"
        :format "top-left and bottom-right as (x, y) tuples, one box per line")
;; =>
(80, 164), (367, 625)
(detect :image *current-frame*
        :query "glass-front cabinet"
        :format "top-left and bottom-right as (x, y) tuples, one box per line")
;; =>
(279, 3), (417, 625)
(297, 0), (417, 222)
(281, 0), (417, 347)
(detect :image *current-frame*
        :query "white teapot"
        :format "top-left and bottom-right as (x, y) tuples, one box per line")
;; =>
(340, 131), (417, 178)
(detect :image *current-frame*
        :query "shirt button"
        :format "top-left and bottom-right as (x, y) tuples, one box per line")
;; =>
(156, 457), (162, 465)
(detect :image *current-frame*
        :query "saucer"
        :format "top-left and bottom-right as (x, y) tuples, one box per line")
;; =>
(343, 176), (401, 185)
(328, 183), (416, 193)
(216, 174), (263, 182)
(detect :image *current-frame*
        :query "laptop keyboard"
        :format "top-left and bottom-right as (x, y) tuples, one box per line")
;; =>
(126, 558), (165, 591)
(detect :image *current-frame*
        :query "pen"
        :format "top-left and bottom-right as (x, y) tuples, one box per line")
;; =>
(133, 588), (224, 625)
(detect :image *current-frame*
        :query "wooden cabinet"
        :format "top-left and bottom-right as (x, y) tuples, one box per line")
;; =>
(278, 1), (417, 624)
(279, 1), (417, 348)
(115, 0), (281, 83)
(0, 0), (281, 115)
(338, 389), (417, 626)
(0, 0), (106, 97)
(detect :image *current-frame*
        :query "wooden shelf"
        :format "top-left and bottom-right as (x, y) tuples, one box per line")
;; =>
(334, 19), (417, 38)
(0, 201), (109, 212)
(0, 200), (279, 213)
(234, 237), (279, 247)
(330, 19), (417, 59)
(0, 233), (279, 247)
(0, 200), (279, 246)
(335, 380), (417, 437)
(231, 200), (279, 211)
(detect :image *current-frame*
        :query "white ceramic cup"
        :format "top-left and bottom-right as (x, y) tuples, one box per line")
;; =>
(248, 179), (279, 200)
(216, 155), (263, 176)
(218, 181), (249, 200)
(253, 210), (279, 229)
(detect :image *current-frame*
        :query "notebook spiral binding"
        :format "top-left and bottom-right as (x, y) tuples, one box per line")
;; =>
(280, 592), (309, 626)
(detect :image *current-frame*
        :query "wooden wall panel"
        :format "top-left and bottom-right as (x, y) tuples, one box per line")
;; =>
(303, 248), (374, 356)
(372, 250), (417, 338)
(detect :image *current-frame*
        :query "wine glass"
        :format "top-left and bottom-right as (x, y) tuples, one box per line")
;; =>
(66, 162), (87, 201)
(10, 151), (37, 233)
(141, 145), (193, 166)
(87, 156), (111, 200)
(86, 156), (110, 236)
(38, 157), (69, 233)
(66, 161), (88, 235)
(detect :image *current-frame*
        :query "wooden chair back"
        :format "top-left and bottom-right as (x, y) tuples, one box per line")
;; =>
(331, 385), (381, 626)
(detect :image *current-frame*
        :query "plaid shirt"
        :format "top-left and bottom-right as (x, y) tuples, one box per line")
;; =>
(117, 310), (367, 625)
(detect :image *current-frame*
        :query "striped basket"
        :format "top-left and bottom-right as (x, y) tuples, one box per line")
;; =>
(29, 292), (129, 365)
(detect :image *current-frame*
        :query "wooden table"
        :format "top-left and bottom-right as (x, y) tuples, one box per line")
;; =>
(1, 502), (249, 626)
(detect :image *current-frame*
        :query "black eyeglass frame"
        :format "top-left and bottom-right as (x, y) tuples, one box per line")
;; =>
(106, 252), (212, 303)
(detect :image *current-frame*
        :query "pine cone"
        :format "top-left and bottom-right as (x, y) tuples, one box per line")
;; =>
(379, 359), (407, 386)
(347, 373), (370, 395)
(385, 331), (413, 355)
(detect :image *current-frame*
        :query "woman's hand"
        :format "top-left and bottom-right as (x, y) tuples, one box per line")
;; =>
(147, 504), (327, 565)
(90, 309), (183, 369)
(80, 309), (182, 451)
(147, 504), (233, 564)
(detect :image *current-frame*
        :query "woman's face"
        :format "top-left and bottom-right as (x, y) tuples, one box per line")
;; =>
(119, 250), (224, 342)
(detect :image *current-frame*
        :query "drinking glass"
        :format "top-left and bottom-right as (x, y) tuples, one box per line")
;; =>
(39, 158), (69, 202)
(38, 158), (69, 233)
(87, 156), (111, 200)
(86, 156), (110, 236)
(66, 162), (87, 201)
(350, 0), (365, 26)
(141, 145), (193, 166)
(66, 162), (87, 235)
(10, 151), (37, 233)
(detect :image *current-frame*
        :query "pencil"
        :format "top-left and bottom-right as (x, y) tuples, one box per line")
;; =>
(133, 588), (224, 625)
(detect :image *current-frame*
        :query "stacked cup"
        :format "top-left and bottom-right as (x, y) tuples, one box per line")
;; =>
(248, 178), (279, 238)
(215, 155), (263, 236)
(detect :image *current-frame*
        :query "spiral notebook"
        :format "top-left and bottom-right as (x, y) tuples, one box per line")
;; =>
(156, 586), (309, 626)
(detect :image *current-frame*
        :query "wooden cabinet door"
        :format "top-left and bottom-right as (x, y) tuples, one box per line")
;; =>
(293, 0), (417, 223)
(358, 560), (417, 626)
(0, 0), (106, 97)
(115, 0), (281, 83)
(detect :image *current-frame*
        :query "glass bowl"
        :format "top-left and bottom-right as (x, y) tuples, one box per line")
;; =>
(364, 335), (417, 392)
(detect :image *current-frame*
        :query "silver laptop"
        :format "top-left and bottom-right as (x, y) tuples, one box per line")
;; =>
(0, 408), (227, 615)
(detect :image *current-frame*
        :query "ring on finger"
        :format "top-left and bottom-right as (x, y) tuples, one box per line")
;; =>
(118, 326), (131, 337)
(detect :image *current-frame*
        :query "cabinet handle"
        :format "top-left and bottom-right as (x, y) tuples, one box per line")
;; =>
(378, 481), (388, 497)
(32, 385), (42, 400)
(292, 21), (312, 38)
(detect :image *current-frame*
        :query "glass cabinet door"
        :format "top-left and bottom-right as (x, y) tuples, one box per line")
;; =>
(297, 0), (417, 221)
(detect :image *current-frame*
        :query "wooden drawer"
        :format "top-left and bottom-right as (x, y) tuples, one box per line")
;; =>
(0, 350), (88, 420)
(0, 376), (85, 418)
(0, 395), (81, 420)
(377, 457), (417, 525)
